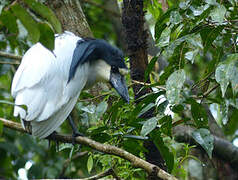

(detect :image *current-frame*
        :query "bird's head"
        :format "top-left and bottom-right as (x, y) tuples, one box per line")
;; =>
(69, 38), (130, 103)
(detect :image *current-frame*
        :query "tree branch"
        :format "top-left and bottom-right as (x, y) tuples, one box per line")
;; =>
(0, 51), (22, 60)
(79, 168), (120, 180)
(0, 60), (20, 65)
(173, 125), (238, 170)
(0, 118), (177, 180)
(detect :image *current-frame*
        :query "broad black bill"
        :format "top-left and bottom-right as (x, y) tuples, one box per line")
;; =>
(110, 69), (129, 103)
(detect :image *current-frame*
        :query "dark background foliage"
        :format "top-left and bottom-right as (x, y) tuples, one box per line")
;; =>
(0, 0), (238, 179)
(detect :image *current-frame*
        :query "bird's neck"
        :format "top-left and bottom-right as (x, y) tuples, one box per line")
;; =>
(84, 60), (111, 89)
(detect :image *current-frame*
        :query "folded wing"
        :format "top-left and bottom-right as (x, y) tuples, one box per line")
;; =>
(11, 32), (89, 138)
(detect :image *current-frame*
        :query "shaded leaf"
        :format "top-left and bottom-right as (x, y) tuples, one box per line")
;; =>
(11, 3), (40, 43)
(159, 115), (172, 137)
(155, 8), (177, 41)
(151, 131), (174, 172)
(200, 26), (224, 53)
(38, 22), (55, 51)
(191, 128), (214, 158)
(144, 56), (158, 81)
(191, 101), (208, 128)
(23, 0), (61, 33)
(137, 103), (155, 118)
(0, 10), (18, 34)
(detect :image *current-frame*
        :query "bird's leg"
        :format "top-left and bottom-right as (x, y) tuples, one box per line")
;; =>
(68, 116), (84, 145)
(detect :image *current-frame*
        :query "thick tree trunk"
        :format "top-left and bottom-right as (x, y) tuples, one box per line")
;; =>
(122, 1), (166, 179)
(45, 0), (93, 37)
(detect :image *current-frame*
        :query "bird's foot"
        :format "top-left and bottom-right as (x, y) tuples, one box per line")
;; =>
(47, 131), (60, 151)
(72, 130), (84, 145)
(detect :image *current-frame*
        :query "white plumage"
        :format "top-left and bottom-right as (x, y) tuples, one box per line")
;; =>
(12, 32), (89, 138)
(12, 31), (129, 139)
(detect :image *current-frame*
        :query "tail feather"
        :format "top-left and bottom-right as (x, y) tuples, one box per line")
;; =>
(31, 95), (79, 139)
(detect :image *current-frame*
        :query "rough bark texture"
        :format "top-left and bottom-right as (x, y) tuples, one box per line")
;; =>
(122, 0), (149, 100)
(45, 0), (93, 37)
(122, 1), (165, 179)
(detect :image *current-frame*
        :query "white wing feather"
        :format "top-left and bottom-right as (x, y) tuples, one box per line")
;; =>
(11, 32), (89, 138)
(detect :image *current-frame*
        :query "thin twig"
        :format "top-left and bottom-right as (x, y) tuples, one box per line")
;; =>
(131, 80), (166, 90)
(78, 92), (112, 102)
(193, 84), (220, 99)
(192, 71), (214, 90)
(0, 60), (20, 65)
(0, 118), (177, 180)
(79, 168), (118, 180)
(0, 51), (22, 61)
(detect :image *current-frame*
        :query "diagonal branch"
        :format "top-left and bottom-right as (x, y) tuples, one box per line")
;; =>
(0, 118), (177, 180)
(0, 51), (22, 60)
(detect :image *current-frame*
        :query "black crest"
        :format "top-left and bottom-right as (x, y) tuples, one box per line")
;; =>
(68, 38), (126, 82)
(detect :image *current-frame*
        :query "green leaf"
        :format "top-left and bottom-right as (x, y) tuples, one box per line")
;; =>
(141, 117), (158, 137)
(166, 69), (186, 104)
(200, 26), (224, 53)
(11, 4), (40, 43)
(185, 49), (199, 64)
(179, 0), (191, 10)
(58, 143), (73, 152)
(171, 104), (184, 114)
(191, 128), (214, 159)
(151, 131), (174, 172)
(137, 103), (155, 118)
(215, 64), (229, 97)
(159, 115), (172, 137)
(0, 100), (27, 112)
(163, 35), (187, 58)
(0, 10), (18, 34)
(210, 5), (226, 24)
(157, 26), (171, 47)
(190, 100), (208, 128)
(170, 11), (182, 25)
(144, 56), (158, 81)
(96, 101), (108, 118)
(155, 8), (177, 41)
(87, 155), (93, 173)
(23, 0), (61, 33)
(38, 22), (55, 51)
(215, 53), (238, 96)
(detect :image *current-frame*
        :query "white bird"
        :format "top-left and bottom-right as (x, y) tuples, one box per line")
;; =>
(11, 31), (129, 139)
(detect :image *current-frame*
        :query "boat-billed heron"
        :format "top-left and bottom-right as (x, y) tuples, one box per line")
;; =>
(11, 31), (129, 139)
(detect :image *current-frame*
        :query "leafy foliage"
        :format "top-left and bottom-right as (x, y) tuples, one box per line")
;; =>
(0, 0), (238, 179)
